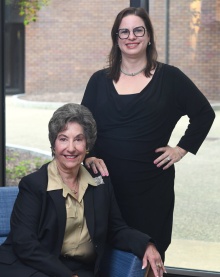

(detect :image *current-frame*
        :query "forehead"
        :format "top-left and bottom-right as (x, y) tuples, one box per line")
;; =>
(59, 122), (84, 135)
(119, 15), (145, 29)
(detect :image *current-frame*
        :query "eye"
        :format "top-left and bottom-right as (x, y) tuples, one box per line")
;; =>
(119, 29), (129, 35)
(134, 27), (143, 33)
(74, 135), (85, 142)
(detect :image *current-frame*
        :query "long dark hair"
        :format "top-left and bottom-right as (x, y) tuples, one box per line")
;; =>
(107, 7), (158, 82)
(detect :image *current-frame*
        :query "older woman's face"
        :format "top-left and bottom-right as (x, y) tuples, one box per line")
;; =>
(54, 122), (86, 172)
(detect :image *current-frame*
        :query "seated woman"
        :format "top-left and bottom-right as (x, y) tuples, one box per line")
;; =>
(0, 103), (165, 277)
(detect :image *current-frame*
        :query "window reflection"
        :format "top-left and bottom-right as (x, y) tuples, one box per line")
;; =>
(150, 0), (220, 272)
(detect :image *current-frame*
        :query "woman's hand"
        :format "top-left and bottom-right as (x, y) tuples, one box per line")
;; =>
(85, 157), (109, 176)
(142, 243), (166, 277)
(154, 145), (187, 170)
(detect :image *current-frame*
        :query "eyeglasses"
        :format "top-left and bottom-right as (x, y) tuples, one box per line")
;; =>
(116, 26), (146, 39)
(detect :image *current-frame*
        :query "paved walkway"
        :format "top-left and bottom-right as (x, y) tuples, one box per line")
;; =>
(5, 95), (220, 273)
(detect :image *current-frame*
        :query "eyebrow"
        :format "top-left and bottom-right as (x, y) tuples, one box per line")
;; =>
(75, 134), (85, 138)
(118, 25), (144, 30)
(57, 133), (85, 138)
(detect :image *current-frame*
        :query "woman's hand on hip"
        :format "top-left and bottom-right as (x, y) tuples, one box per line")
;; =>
(85, 157), (109, 176)
(154, 145), (187, 170)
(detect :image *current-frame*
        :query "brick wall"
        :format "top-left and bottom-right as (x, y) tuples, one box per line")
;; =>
(150, 0), (220, 101)
(25, 0), (129, 97)
(25, 0), (220, 101)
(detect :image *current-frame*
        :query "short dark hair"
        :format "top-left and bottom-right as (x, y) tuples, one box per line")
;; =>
(107, 7), (158, 82)
(48, 103), (97, 156)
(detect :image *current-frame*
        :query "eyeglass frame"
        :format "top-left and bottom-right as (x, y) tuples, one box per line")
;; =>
(116, 26), (146, 40)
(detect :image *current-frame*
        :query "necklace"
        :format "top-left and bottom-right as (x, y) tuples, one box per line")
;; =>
(63, 179), (78, 194)
(120, 66), (146, 76)
(68, 179), (78, 194)
(71, 187), (78, 194)
(58, 169), (79, 194)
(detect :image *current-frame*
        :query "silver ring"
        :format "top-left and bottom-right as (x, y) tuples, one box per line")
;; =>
(166, 156), (171, 161)
(156, 263), (162, 268)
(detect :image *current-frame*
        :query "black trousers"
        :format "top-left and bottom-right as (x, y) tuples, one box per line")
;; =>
(59, 256), (95, 277)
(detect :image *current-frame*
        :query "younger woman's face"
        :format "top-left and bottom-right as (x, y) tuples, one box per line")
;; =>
(117, 15), (150, 58)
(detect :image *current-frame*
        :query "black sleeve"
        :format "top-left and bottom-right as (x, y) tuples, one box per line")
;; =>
(10, 176), (73, 277)
(81, 71), (100, 159)
(81, 71), (100, 113)
(172, 66), (215, 154)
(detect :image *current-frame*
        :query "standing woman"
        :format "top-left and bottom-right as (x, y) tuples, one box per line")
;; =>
(81, 7), (215, 261)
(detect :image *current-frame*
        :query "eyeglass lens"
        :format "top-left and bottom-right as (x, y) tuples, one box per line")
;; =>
(117, 26), (145, 39)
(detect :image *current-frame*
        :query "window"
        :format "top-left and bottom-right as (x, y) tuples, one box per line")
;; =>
(150, 0), (220, 273)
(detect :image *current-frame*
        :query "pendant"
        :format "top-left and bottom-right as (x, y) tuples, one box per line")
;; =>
(71, 189), (77, 194)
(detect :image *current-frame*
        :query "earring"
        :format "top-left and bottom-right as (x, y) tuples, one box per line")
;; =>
(51, 147), (55, 156)
(86, 149), (89, 154)
(148, 41), (151, 45)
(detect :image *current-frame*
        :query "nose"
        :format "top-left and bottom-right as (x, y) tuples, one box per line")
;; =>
(67, 141), (76, 151)
(128, 31), (136, 40)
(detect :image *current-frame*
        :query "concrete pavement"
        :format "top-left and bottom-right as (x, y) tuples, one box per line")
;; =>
(5, 95), (220, 273)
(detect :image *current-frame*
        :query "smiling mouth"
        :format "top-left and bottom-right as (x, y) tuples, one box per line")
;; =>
(64, 155), (78, 159)
(126, 43), (139, 47)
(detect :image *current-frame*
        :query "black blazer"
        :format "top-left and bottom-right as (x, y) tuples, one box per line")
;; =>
(0, 163), (151, 277)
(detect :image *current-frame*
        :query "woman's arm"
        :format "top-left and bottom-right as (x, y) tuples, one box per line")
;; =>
(11, 175), (73, 277)
(82, 71), (109, 176)
(154, 66), (215, 170)
(173, 66), (215, 154)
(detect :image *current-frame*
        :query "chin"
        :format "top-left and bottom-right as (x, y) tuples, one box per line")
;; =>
(62, 160), (81, 169)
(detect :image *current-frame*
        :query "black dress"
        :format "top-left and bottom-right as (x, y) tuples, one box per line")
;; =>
(81, 62), (215, 255)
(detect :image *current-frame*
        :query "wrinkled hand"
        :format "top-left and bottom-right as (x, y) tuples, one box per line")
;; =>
(154, 145), (187, 170)
(85, 157), (109, 176)
(142, 243), (166, 277)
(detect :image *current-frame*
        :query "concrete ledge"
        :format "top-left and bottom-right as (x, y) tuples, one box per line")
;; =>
(6, 143), (51, 158)
(12, 95), (66, 110)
